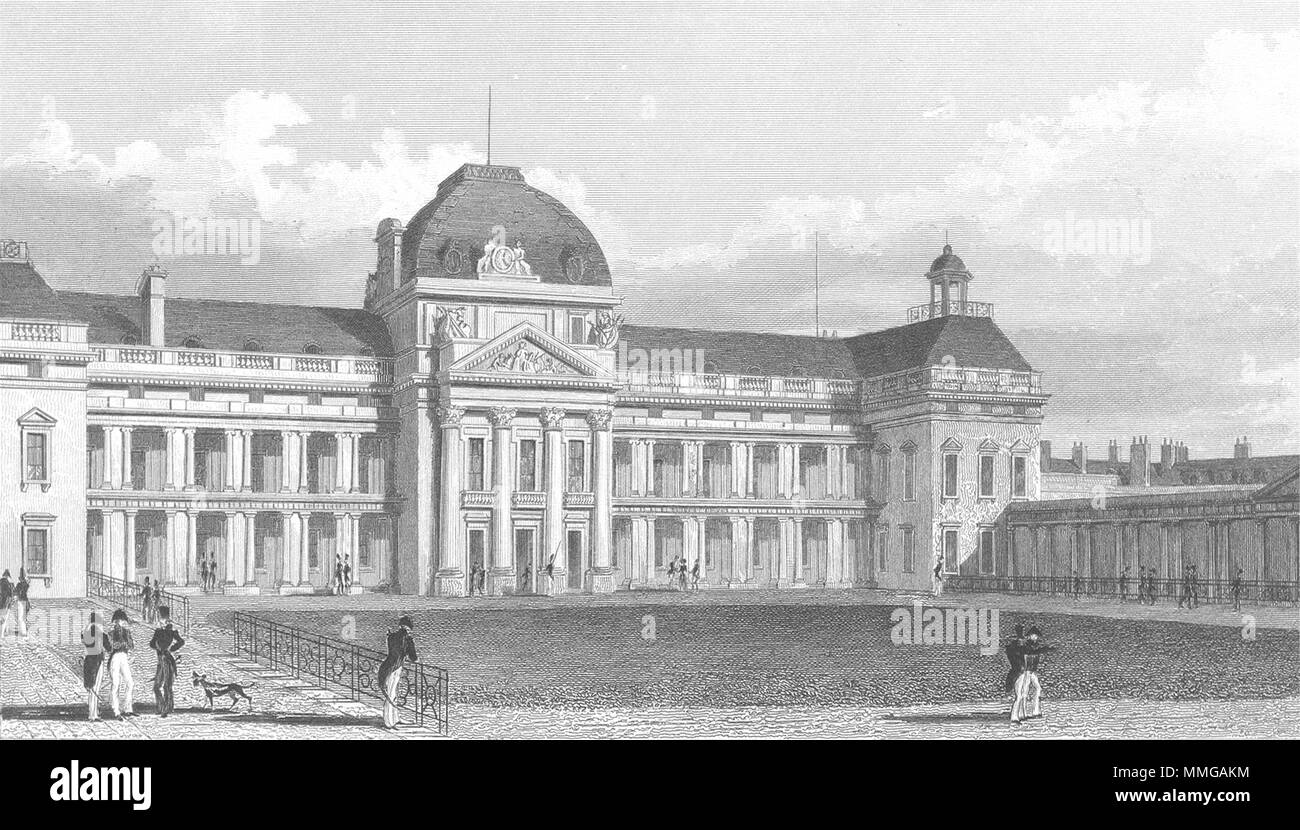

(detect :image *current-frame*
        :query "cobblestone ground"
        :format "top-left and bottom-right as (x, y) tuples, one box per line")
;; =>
(0, 607), (441, 741)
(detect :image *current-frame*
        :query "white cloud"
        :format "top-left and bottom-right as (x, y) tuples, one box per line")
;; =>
(921, 95), (956, 120)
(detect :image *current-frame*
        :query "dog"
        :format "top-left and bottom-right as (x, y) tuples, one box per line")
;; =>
(192, 671), (254, 711)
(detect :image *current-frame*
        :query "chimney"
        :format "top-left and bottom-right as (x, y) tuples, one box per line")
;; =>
(1234, 436), (1251, 460)
(1177, 441), (1189, 463)
(136, 264), (168, 347)
(1071, 441), (1088, 475)
(1039, 440), (1052, 473)
(1107, 439), (1119, 465)
(1160, 439), (1175, 472)
(1129, 436), (1151, 487)
(375, 218), (404, 298)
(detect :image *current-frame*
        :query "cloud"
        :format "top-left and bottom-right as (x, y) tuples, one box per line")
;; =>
(921, 95), (957, 120)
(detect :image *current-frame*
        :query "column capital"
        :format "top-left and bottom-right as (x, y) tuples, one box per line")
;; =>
(487, 406), (517, 428)
(437, 404), (465, 427)
(585, 408), (613, 430)
(539, 407), (567, 430)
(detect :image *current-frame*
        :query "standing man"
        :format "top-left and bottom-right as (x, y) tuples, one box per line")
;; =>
(81, 611), (110, 722)
(11, 570), (30, 637)
(343, 554), (354, 594)
(521, 563), (532, 595)
(1003, 623), (1026, 699)
(1010, 625), (1057, 724)
(377, 615), (417, 730)
(208, 554), (219, 591)
(198, 557), (209, 594)
(148, 605), (185, 717)
(107, 609), (136, 718)
(1231, 568), (1245, 612)
(932, 556), (944, 597)
(544, 552), (557, 595)
(1119, 566), (1131, 602)
(0, 570), (14, 637)
(333, 554), (345, 595)
(690, 559), (701, 592)
(666, 557), (678, 591)
(141, 577), (154, 623)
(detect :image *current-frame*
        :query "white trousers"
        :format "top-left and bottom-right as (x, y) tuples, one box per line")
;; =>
(383, 668), (402, 727)
(109, 653), (134, 715)
(0, 604), (22, 636)
(1010, 670), (1042, 722)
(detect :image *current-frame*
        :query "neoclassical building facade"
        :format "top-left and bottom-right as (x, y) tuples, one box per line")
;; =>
(1, 163), (1054, 598)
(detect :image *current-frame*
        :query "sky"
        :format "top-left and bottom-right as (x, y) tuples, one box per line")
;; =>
(1, 0), (1297, 458)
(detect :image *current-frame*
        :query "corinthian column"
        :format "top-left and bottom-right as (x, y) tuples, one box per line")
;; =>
(587, 408), (616, 593)
(487, 406), (516, 596)
(540, 407), (567, 593)
(434, 405), (466, 596)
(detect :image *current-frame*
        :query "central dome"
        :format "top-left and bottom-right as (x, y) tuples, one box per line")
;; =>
(928, 244), (967, 275)
(400, 163), (611, 287)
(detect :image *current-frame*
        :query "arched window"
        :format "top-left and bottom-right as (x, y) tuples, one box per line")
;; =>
(303, 343), (322, 355)
(243, 340), (263, 352)
(182, 336), (205, 349)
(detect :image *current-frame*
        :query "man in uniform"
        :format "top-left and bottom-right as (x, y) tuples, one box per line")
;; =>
(81, 611), (111, 721)
(148, 605), (185, 717)
(107, 609), (136, 718)
(1010, 625), (1057, 724)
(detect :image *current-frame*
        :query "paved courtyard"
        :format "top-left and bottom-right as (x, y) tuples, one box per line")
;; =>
(3, 590), (1297, 739)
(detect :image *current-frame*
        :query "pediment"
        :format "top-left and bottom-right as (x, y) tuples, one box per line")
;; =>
(17, 407), (57, 427)
(450, 322), (602, 378)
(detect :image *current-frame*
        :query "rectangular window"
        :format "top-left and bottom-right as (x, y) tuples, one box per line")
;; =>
(308, 528), (321, 569)
(25, 432), (48, 482)
(518, 440), (537, 491)
(467, 438), (485, 491)
(876, 527), (889, 572)
(567, 440), (587, 491)
(943, 529), (959, 573)
(876, 454), (890, 498)
(979, 454), (995, 498)
(979, 529), (995, 574)
(1012, 455), (1027, 498)
(902, 527), (915, 573)
(359, 525), (371, 569)
(25, 528), (49, 575)
(943, 453), (959, 498)
(568, 314), (587, 344)
(903, 451), (915, 501)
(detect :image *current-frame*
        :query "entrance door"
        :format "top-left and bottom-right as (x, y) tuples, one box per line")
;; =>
(514, 528), (536, 594)
(567, 529), (584, 590)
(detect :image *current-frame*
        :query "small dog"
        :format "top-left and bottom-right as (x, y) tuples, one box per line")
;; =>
(192, 671), (254, 711)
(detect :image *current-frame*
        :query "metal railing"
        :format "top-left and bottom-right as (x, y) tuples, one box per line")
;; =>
(944, 574), (1299, 605)
(86, 570), (192, 629)
(232, 612), (449, 734)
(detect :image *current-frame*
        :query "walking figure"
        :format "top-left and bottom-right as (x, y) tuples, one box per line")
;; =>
(690, 559), (701, 592)
(1230, 568), (1244, 611)
(149, 605), (185, 717)
(343, 554), (354, 593)
(1010, 625), (1057, 724)
(932, 556), (944, 596)
(1003, 623), (1026, 699)
(0, 570), (16, 637)
(141, 577), (154, 623)
(544, 552), (557, 595)
(333, 555), (345, 595)
(107, 609), (136, 718)
(1178, 564), (1198, 609)
(198, 558), (209, 594)
(666, 558), (678, 590)
(521, 564), (532, 594)
(81, 611), (111, 721)
(377, 615), (417, 730)
(678, 557), (688, 592)
(208, 554), (219, 591)
(1119, 566), (1130, 602)
(9, 570), (30, 637)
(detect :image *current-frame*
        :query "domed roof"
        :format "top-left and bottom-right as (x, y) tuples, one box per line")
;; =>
(928, 244), (968, 275)
(400, 164), (611, 287)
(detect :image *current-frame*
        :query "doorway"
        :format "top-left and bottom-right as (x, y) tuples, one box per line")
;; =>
(514, 527), (536, 594)
(566, 529), (584, 590)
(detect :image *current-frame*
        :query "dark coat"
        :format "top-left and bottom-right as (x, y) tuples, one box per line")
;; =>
(0, 577), (12, 609)
(377, 627), (417, 688)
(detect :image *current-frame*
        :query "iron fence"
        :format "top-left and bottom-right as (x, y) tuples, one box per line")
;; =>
(86, 570), (191, 629)
(944, 574), (1298, 605)
(232, 612), (449, 734)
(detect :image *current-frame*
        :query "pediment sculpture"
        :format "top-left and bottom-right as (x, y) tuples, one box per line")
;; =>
(487, 341), (573, 375)
(592, 310), (623, 349)
(477, 225), (533, 277)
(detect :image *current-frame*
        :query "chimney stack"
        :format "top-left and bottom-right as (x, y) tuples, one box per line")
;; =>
(1234, 436), (1251, 460)
(1129, 435), (1151, 487)
(1160, 439), (1175, 472)
(375, 219), (404, 299)
(1071, 441), (1088, 476)
(136, 264), (168, 347)
(1107, 439), (1119, 465)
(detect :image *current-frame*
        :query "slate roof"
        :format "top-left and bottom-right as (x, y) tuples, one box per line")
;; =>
(401, 164), (612, 287)
(621, 324), (859, 378)
(842, 314), (1034, 377)
(2, 260), (392, 357)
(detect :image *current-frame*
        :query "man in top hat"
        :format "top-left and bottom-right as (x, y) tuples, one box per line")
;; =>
(10, 569), (30, 637)
(81, 611), (111, 721)
(107, 609), (136, 718)
(149, 605), (185, 717)
(1010, 625), (1057, 724)
(377, 615), (417, 729)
